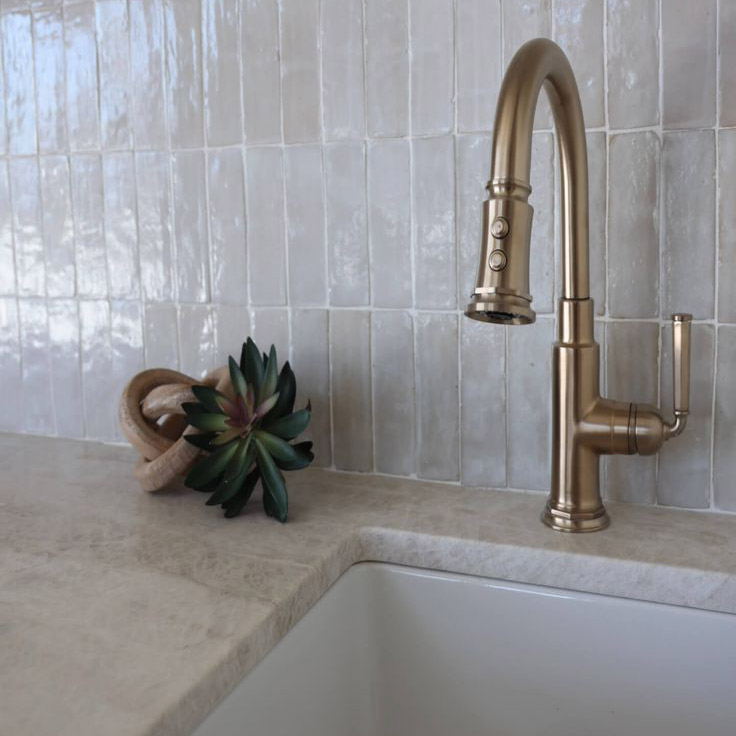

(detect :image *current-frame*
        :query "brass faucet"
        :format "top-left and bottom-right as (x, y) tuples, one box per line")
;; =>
(465, 38), (691, 532)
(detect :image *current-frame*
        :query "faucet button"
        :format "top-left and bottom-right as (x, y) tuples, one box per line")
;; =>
(489, 249), (507, 271)
(491, 216), (509, 239)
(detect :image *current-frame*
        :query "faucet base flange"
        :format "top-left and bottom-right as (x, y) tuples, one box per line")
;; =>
(541, 502), (610, 533)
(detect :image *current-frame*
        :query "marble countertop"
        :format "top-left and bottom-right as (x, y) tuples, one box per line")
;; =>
(3, 433), (736, 736)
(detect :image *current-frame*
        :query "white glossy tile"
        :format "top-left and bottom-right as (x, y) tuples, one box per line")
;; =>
(10, 158), (45, 297)
(0, 298), (22, 431)
(71, 155), (106, 298)
(79, 299), (115, 440)
(172, 150), (209, 303)
(606, 0), (658, 128)
(714, 326), (736, 510)
(280, 0), (320, 143)
(325, 142), (369, 306)
(39, 157), (74, 298)
(213, 303), (249, 365)
(64, 2), (100, 150)
(164, 0), (203, 148)
(321, 0), (365, 141)
(103, 153), (139, 299)
(410, 0), (453, 136)
(178, 303), (216, 379)
(718, 130), (736, 323)
(607, 132), (659, 318)
(364, 0), (409, 138)
(2, 11), (37, 155)
(250, 307), (289, 362)
(33, 8), (67, 153)
(372, 310), (415, 476)
(662, 131), (716, 320)
(0, 16), (6, 156)
(246, 146), (287, 306)
(0, 162), (14, 295)
(587, 132), (606, 315)
(111, 300), (144, 440)
(241, 0), (281, 144)
(368, 139), (412, 308)
(659, 323), (714, 509)
(203, 0), (242, 145)
(416, 312), (459, 481)
(456, 0), (500, 133)
(662, 0), (716, 128)
(529, 133), (554, 314)
(461, 317), (505, 488)
(330, 310), (373, 471)
(208, 148), (247, 305)
(48, 299), (83, 437)
(291, 308), (331, 466)
(135, 152), (174, 302)
(130, 0), (166, 148)
(144, 302), (179, 369)
(284, 145), (327, 306)
(96, 0), (131, 149)
(721, 0), (736, 126)
(18, 298), (54, 434)
(412, 136), (456, 310)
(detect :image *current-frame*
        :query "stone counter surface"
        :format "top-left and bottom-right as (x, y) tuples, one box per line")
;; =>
(2, 433), (736, 736)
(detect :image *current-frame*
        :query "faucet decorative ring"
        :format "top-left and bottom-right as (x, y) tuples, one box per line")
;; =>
(464, 38), (692, 532)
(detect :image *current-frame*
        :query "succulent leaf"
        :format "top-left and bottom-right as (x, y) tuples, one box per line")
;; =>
(254, 392), (280, 421)
(210, 426), (243, 446)
(223, 467), (260, 518)
(228, 356), (247, 399)
(190, 385), (227, 414)
(183, 432), (217, 450)
(185, 412), (231, 432)
(275, 441), (315, 471)
(224, 437), (253, 482)
(259, 345), (279, 403)
(253, 430), (300, 463)
(242, 338), (264, 397)
(182, 401), (207, 416)
(254, 437), (288, 522)
(185, 441), (239, 489)
(267, 362), (296, 420)
(264, 408), (311, 440)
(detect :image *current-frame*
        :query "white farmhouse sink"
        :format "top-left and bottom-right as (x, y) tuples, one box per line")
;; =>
(193, 563), (736, 736)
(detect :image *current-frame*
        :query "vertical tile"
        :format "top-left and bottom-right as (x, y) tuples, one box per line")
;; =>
(0, 298), (22, 431)
(130, 0), (166, 148)
(203, 0), (242, 145)
(40, 157), (74, 298)
(2, 11), (37, 154)
(213, 303), (249, 365)
(284, 145), (327, 306)
(18, 298), (55, 434)
(178, 304), (216, 379)
(103, 153), (139, 299)
(461, 318), (505, 488)
(721, 0), (736, 126)
(291, 308), (331, 466)
(456, 0), (501, 133)
(111, 300), (144, 439)
(33, 8), (67, 153)
(502, 0), (552, 128)
(79, 299), (115, 440)
(718, 130), (736, 322)
(0, 162), (15, 295)
(587, 132), (606, 315)
(241, 0), (281, 144)
(507, 319), (553, 491)
(321, 0), (365, 141)
(606, 0), (658, 129)
(172, 151), (209, 303)
(246, 147), (287, 306)
(364, 0), (409, 138)
(456, 134), (491, 309)
(144, 302), (179, 369)
(412, 136), (456, 310)
(0, 17), (6, 157)
(662, 131), (716, 320)
(662, 0), (716, 128)
(250, 308), (289, 360)
(372, 310), (415, 476)
(325, 142), (369, 306)
(410, 0), (453, 136)
(71, 154), (106, 298)
(208, 148), (247, 305)
(135, 152), (174, 302)
(714, 326), (736, 510)
(604, 322), (658, 504)
(48, 299), (83, 437)
(529, 133), (554, 314)
(368, 139), (412, 308)
(96, 0), (131, 148)
(280, 0), (320, 143)
(65, 2), (100, 150)
(416, 313), (459, 481)
(659, 324), (714, 509)
(330, 310), (373, 471)
(164, 0), (203, 148)
(607, 132), (659, 318)
(9, 158), (45, 297)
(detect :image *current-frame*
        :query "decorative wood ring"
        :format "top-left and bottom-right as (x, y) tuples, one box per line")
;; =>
(119, 366), (231, 492)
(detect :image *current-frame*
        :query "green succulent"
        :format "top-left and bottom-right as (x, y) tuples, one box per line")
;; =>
(182, 337), (313, 522)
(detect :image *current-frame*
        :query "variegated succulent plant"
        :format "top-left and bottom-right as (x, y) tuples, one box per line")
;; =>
(182, 338), (313, 521)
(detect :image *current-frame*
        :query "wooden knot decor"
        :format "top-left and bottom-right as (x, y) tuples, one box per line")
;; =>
(119, 366), (231, 492)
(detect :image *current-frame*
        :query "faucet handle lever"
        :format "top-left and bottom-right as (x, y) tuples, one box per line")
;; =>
(672, 313), (692, 415)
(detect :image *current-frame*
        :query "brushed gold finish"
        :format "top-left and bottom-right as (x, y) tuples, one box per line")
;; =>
(464, 39), (692, 532)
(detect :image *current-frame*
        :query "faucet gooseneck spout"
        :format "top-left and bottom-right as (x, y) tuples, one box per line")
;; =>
(465, 38), (691, 532)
